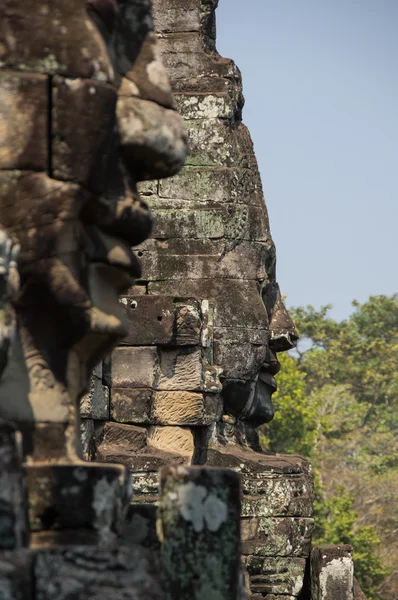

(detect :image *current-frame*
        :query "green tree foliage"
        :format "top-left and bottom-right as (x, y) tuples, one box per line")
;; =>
(291, 295), (398, 425)
(315, 486), (388, 600)
(260, 353), (319, 456)
(262, 295), (398, 600)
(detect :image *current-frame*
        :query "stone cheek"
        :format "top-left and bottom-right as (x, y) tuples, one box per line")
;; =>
(52, 77), (117, 194)
(0, 72), (48, 171)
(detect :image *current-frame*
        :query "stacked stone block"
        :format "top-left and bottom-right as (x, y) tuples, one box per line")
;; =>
(89, 296), (223, 502)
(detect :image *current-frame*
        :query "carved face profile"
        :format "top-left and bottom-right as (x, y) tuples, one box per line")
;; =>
(0, 0), (187, 376)
(137, 200), (298, 450)
(0, 0), (187, 454)
(123, 0), (299, 451)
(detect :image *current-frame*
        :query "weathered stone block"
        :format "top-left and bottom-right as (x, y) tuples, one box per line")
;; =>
(138, 237), (224, 256)
(153, 0), (201, 33)
(185, 120), (257, 169)
(96, 422), (148, 454)
(152, 391), (220, 425)
(148, 426), (194, 457)
(137, 241), (270, 281)
(95, 422), (188, 476)
(206, 450), (313, 517)
(172, 73), (241, 99)
(213, 340), (267, 380)
(0, 171), (89, 267)
(0, 422), (28, 550)
(251, 596), (295, 600)
(111, 347), (158, 388)
(157, 33), (236, 80)
(122, 503), (160, 550)
(151, 203), (268, 242)
(159, 466), (241, 600)
(244, 556), (306, 597)
(99, 448), (186, 476)
(119, 296), (202, 346)
(157, 166), (264, 206)
(241, 517), (314, 557)
(0, 550), (34, 600)
(158, 347), (202, 391)
(213, 327), (268, 346)
(80, 376), (109, 420)
(80, 419), (95, 461)
(311, 545), (354, 600)
(241, 482), (313, 519)
(120, 295), (175, 345)
(0, 71), (48, 171)
(0, 1), (114, 81)
(34, 545), (164, 600)
(111, 388), (153, 424)
(132, 471), (159, 498)
(52, 77), (116, 192)
(174, 93), (235, 120)
(137, 179), (159, 196)
(153, 206), (225, 239)
(148, 279), (268, 330)
(25, 462), (131, 542)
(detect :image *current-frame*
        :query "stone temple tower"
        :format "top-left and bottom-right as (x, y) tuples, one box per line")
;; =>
(87, 1), (314, 598)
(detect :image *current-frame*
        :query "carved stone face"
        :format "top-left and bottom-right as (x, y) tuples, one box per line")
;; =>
(0, 0), (187, 457)
(136, 202), (298, 448)
(0, 0), (187, 381)
(122, 0), (299, 451)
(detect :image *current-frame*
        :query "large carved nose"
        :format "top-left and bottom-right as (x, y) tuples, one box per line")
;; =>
(269, 285), (299, 352)
(114, 25), (189, 181)
(117, 94), (189, 181)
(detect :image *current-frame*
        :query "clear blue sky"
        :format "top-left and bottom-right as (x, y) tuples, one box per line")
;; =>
(216, 1), (398, 321)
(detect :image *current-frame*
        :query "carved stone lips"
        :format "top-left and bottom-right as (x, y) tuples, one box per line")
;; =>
(258, 367), (277, 392)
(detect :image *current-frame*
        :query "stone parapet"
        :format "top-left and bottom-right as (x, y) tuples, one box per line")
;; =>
(158, 465), (242, 600)
(311, 545), (355, 600)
